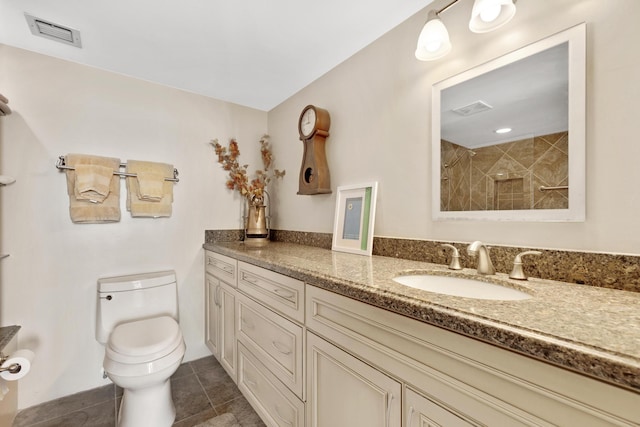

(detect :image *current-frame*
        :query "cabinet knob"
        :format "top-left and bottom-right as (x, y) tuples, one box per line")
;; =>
(272, 341), (292, 355)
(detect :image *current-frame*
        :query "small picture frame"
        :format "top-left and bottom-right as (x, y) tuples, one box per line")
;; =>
(332, 182), (378, 256)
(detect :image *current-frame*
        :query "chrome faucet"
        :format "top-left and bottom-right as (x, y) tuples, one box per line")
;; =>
(441, 244), (462, 270)
(509, 250), (542, 280)
(467, 241), (495, 275)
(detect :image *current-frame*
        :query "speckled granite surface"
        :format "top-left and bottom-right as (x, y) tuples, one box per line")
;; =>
(0, 325), (20, 352)
(204, 240), (640, 392)
(205, 229), (640, 292)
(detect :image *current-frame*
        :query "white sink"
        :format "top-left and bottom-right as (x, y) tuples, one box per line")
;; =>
(393, 274), (531, 301)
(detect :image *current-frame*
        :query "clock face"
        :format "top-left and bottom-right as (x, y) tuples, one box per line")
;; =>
(300, 107), (316, 138)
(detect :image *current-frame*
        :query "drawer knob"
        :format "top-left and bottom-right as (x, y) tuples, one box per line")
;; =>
(407, 406), (414, 427)
(271, 341), (292, 355)
(245, 375), (258, 388)
(243, 274), (258, 284)
(273, 287), (295, 299)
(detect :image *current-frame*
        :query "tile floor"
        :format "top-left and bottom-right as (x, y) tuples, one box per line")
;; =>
(12, 355), (265, 427)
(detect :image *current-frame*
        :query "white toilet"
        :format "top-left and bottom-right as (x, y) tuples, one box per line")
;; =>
(96, 270), (186, 427)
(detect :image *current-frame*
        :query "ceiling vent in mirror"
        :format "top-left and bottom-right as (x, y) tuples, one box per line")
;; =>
(25, 13), (82, 48)
(452, 100), (492, 116)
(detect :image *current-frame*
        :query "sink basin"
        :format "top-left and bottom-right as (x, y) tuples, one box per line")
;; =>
(393, 274), (531, 300)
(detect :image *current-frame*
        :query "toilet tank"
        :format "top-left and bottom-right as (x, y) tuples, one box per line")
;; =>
(96, 270), (178, 344)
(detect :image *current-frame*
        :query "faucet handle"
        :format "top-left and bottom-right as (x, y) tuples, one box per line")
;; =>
(509, 250), (542, 280)
(441, 244), (462, 270)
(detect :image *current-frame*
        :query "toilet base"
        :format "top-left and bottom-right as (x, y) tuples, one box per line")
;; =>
(118, 379), (175, 427)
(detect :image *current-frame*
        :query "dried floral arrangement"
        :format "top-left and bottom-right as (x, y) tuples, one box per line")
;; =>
(211, 134), (285, 206)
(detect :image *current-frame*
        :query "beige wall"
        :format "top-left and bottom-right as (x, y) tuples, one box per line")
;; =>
(0, 44), (267, 408)
(267, 0), (640, 255)
(3, 0), (640, 410)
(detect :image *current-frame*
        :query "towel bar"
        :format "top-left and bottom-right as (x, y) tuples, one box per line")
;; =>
(538, 185), (568, 191)
(56, 156), (179, 182)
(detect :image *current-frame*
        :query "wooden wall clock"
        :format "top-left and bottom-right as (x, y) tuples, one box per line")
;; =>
(297, 104), (331, 195)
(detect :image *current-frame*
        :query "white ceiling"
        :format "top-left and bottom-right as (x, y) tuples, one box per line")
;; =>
(0, 0), (433, 111)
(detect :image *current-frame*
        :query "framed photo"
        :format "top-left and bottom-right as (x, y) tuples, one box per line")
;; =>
(332, 182), (378, 256)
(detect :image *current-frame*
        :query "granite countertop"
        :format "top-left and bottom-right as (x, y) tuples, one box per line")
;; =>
(204, 241), (640, 392)
(0, 325), (20, 353)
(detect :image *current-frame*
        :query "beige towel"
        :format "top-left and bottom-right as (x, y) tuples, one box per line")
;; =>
(126, 160), (174, 218)
(74, 164), (113, 203)
(0, 93), (8, 104)
(65, 154), (121, 223)
(136, 171), (165, 201)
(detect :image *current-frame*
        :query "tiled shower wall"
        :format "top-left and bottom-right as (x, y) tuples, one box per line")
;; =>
(441, 132), (569, 211)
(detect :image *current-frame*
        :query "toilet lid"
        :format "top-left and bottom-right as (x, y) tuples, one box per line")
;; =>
(109, 316), (181, 358)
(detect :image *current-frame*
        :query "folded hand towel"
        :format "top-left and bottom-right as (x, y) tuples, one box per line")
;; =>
(0, 93), (8, 104)
(65, 154), (121, 223)
(126, 160), (174, 218)
(136, 171), (165, 201)
(74, 164), (113, 203)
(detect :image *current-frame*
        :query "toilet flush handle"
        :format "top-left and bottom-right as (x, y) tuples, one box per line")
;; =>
(100, 294), (113, 300)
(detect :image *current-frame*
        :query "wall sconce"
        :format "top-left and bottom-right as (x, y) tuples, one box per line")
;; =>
(415, 0), (517, 61)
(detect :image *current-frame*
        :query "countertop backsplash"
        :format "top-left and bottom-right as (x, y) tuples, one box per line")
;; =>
(205, 229), (640, 293)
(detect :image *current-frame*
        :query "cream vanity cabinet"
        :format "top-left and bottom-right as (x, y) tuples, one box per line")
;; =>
(204, 251), (237, 379)
(308, 328), (471, 427)
(236, 261), (306, 427)
(205, 252), (639, 427)
(306, 285), (639, 427)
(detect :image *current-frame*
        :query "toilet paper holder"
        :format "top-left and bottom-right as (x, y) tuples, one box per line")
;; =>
(0, 353), (22, 374)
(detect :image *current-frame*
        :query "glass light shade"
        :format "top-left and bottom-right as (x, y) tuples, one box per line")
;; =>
(415, 11), (452, 61)
(469, 0), (516, 33)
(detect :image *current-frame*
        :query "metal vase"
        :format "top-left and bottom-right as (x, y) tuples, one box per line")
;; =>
(246, 204), (268, 239)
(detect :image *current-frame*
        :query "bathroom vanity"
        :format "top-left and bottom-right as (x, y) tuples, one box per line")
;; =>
(0, 326), (20, 425)
(204, 241), (640, 426)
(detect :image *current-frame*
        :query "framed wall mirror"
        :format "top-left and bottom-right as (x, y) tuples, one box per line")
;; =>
(432, 23), (586, 221)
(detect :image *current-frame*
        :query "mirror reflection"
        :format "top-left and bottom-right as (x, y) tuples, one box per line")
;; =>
(441, 43), (568, 211)
(432, 24), (585, 221)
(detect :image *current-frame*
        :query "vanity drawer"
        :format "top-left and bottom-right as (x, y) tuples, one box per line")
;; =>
(238, 342), (305, 427)
(237, 292), (304, 399)
(205, 251), (237, 286)
(238, 261), (304, 323)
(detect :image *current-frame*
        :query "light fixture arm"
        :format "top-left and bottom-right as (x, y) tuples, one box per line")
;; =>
(436, 0), (462, 16)
(436, 0), (517, 18)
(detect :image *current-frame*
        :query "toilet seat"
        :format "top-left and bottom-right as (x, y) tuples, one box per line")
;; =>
(104, 340), (185, 378)
(105, 316), (184, 367)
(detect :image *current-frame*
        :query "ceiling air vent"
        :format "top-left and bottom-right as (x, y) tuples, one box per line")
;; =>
(452, 100), (492, 116)
(25, 13), (82, 48)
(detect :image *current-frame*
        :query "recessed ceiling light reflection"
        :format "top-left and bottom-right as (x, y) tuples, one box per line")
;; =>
(495, 127), (512, 134)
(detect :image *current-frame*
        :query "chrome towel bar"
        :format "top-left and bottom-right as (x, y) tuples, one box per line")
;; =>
(55, 156), (179, 182)
(538, 185), (568, 191)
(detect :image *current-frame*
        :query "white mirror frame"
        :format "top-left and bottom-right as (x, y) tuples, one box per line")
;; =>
(432, 23), (586, 221)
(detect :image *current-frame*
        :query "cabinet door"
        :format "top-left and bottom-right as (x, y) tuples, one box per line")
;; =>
(205, 273), (220, 357)
(219, 281), (237, 381)
(406, 387), (476, 427)
(307, 332), (401, 427)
